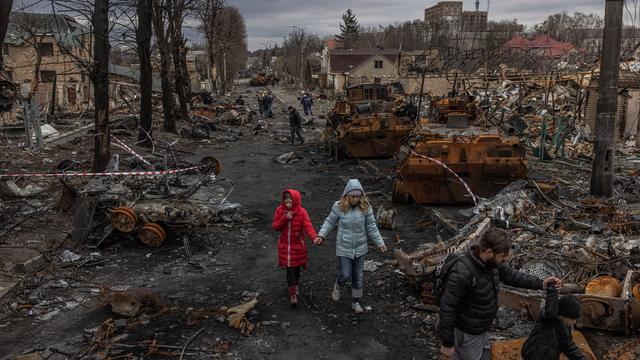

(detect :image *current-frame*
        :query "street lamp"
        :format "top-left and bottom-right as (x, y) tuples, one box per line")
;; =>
(290, 24), (306, 89)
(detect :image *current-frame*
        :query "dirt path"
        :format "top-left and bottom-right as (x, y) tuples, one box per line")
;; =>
(0, 84), (439, 359)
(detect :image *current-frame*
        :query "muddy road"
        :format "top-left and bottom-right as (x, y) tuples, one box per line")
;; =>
(0, 84), (441, 359)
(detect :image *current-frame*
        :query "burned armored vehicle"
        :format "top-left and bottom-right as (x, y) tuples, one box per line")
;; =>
(393, 96), (528, 204)
(324, 83), (416, 160)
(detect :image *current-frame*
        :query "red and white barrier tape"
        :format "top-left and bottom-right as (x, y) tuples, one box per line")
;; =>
(0, 163), (209, 178)
(111, 136), (152, 166)
(410, 150), (478, 205)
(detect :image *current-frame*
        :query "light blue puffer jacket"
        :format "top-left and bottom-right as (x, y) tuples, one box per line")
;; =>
(317, 179), (385, 259)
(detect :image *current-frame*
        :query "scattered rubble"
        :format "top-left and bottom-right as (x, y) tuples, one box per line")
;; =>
(275, 152), (300, 164)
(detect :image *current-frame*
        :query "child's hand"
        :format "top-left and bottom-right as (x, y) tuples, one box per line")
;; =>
(286, 211), (293, 219)
(313, 236), (323, 245)
(378, 244), (387, 252)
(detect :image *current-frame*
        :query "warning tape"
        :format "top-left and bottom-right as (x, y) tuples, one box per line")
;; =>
(410, 150), (478, 205)
(111, 136), (152, 166)
(0, 163), (209, 178)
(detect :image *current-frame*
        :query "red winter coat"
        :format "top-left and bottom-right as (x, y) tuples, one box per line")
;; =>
(272, 189), (317, 268)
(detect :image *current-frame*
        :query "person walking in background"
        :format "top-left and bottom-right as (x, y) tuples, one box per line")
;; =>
(265, 91), (274, 118)
(300, 92), (314, 116)
(272, 189), (319, 307)
(288, 105), (304, 145)
(257, 91), (264, 116)
(315, 179), (387, 314)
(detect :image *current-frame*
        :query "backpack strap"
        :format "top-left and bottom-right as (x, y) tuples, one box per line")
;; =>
(455, 254), (479, 305)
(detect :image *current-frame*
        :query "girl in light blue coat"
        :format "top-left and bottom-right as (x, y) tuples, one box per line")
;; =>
(315, 179), (387, 313)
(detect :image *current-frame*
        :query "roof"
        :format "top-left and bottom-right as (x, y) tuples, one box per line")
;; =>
(109, 64), (162, 92)
(329, 48), (399, 73)
(5, 13), (90, 48)
(325, 38), (343, 50)
(502, 34), (575, 59)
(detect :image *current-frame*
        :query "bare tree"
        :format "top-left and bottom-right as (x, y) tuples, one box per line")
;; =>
(199, 2), (247, 93)
(10, 12), (52, 100)
(92, 0), (110, 172)
(152, 0), (177, 132)
(199, 0), (224, 93)
(0, 0), (13, 65)
(136, 0), (154, 145)
(281, 31), (322, 86)
(168, 0), (196, 122)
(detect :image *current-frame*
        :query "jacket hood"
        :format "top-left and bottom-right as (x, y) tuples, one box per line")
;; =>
(282, 189), (302, 210)
(342, 179), (365, 197)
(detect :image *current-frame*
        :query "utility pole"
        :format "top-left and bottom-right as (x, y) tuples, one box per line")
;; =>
(590, 0), (624, 197)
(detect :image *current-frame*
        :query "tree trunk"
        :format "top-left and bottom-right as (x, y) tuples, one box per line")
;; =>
(92, 0), (110, 172)
(179, 42), (192, 102)
(136, 0), (153, 146)
(170, 6), (188, 122)
(0, 0), (12, 64)
(152, 0), (177, 133)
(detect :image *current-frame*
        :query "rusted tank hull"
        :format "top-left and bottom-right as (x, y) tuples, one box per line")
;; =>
(332, 127), (411, 159)
(394, 135), (528, 204)
(498, 270), (640, 335)
(331, 117), (412, 160)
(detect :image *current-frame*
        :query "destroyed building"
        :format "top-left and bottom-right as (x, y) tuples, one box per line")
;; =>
(1, 13), (93, 113)
(584, 71), (640, 143)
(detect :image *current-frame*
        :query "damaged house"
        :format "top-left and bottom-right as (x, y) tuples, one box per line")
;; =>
(321, 48), (400, 91)
(2, 13), (93, 114)
(584, 71), (640, 143)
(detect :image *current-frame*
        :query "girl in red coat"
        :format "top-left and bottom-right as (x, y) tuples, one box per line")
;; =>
(272, 189), (318, 307)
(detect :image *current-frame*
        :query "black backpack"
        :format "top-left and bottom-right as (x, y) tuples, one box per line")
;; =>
(433, 253), (476, 306)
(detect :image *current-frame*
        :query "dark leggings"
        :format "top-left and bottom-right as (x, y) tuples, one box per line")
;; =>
(286, 266), (301, 285)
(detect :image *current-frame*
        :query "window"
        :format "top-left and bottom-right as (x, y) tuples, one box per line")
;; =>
(39, 42), (54, 56)
(374, 77), (381, 84)
(40, 70), (56, 83)
(374, 60), (383, 69)
(2, 43), (8, 56)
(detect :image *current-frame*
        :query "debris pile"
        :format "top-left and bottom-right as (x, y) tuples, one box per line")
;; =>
(395, 172), (640, 335)
(249, 72), (279, 86)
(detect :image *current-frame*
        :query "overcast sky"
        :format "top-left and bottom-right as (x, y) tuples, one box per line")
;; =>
(14, 0), (632, 51)
(226, 0), (610, 50)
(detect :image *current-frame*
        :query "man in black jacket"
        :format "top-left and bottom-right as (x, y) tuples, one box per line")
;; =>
(438, 227), (562, 360)
(521, 284), (586, 360)
(288, 105), (304, 145)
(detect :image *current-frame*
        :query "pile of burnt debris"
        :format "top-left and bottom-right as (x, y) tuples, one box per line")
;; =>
(394, 166), (640, 358)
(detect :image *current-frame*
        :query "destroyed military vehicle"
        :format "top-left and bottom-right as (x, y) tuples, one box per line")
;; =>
(324, 83), (417, 160)
(67, 156), (229, 249)
(393, 95), (528, 204)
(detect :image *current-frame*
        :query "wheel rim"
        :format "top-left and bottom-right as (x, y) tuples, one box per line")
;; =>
(111, 207), (138, 233)
(138, 223), (167, 247)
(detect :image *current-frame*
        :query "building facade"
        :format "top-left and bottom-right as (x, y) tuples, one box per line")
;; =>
(2, 13), (93, 112)
(424, 1), (487, 34)
(323, 48), (400, 91)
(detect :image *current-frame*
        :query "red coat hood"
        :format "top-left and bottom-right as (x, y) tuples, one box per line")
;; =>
(281, 189), (302, 212)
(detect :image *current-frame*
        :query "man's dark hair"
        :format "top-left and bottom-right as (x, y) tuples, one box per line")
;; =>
(478, 227), (512, 254)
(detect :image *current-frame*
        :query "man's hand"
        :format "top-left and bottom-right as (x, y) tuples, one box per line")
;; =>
(313, 236), (323, 245)
(286, 211), (293, 219)
(543, 276), (563, 290)
(439, 346), (454, 359)
(378, 244), (387, 252)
